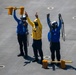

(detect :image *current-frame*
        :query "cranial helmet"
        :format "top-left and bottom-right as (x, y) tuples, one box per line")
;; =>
(20, 15), (26, 20)
(51, 21), (58, 29)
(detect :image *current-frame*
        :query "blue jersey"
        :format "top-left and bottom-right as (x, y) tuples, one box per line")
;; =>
(47, 15), (62, 42)
(13, 10), (28, 35)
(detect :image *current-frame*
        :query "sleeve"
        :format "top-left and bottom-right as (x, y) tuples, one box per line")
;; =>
(27, 17), (34, 27)
(47, 15), (51, 28)
(37, 18), (42, 29)
(58, 17), (62, 30)
(13, 10), (20, 22)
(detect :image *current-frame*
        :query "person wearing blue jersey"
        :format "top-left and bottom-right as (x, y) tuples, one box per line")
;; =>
(47, 13), (62, 64)
(13, 8), (28, 57)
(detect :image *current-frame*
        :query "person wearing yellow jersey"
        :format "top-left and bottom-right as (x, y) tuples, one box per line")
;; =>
(25, 11), (43, 64)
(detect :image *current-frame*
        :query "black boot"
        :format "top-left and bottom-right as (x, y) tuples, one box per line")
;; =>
(32, 58), (38, 62)
(17, 53), (24, 57)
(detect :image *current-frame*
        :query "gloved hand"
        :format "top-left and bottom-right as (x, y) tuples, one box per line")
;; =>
(47, 13), (50, 17)
(35, 12), (38, 18)
(58, 13), (64, 24)
(14, 7), (17, 10)
(25, 11), (28, 17)
(58, 13), (62, 20)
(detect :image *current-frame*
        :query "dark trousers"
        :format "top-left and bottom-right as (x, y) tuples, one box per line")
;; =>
(17, 34), (28, 56)
(50, 42), (61, 61)
(32, 39), (43, 60)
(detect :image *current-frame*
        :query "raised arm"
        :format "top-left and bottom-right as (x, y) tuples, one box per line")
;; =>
(47, 13), (51, 28)
(58, 13), (63, 30)
(35, 12), (42, 29)
(13, 7), (19, 22)
(25, 11), (34, 27)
